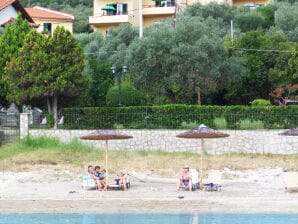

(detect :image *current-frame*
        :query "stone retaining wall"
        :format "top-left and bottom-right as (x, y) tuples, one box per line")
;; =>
(28, 129), (298, 154)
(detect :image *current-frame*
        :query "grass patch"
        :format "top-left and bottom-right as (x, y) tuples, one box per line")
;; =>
(0, 136), (297, 176)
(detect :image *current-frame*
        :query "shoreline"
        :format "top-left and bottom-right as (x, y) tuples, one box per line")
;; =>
(1, 198), (298, 214)
(0, 168), (297, 214)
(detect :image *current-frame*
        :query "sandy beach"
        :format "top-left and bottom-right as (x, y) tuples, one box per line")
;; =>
(0, 167), (297, 213)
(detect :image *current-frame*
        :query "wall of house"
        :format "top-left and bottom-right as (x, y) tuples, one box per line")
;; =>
(32, 18), (73, 34)
(0, 5), (18, 25)
(27, 129), (297, 154)
(232, 0), (268, 6)
(143, 14), (174, 26)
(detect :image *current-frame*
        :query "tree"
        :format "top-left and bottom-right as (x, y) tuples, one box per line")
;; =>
(274, 2), (298, 41)
(235, 12), (265, 32)
(230, 31), (293, 103)
(5, 27), (88, 127)
(87, 60), (114, 106)
(124, 16), (235, 105)
(288, 46), (298, 82)
(0, 14), (30, 106)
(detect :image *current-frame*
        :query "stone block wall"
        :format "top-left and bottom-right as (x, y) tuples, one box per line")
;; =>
(28, 129), (298, 154)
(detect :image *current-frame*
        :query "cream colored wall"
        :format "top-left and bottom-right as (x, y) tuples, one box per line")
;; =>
(93, 23), (123, 35)
(143, 0), (155, 7)
(32, 18), (73, 34)
(232, 0), (268, 5)
(143, 15), (173, 26)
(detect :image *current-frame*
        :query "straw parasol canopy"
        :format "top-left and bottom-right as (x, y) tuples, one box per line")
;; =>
(80, 130), (132, 180)
(278, 127), (298, 136)
(176, 124), (229, 189)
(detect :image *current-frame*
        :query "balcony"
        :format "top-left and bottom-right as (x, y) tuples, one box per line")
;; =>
(142, 6), (176, 17)
(89, 14), (130, 25)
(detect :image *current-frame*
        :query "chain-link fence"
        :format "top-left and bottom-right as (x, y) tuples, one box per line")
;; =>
(30, 107), (298, 130)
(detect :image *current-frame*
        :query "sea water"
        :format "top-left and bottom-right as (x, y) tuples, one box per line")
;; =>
(0, 213), (297, 224)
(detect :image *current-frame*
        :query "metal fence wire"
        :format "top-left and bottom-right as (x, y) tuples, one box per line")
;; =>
(31, 108), (298, 130)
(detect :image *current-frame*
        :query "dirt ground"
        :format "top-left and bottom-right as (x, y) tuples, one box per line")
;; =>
(0, 167), (297, 213)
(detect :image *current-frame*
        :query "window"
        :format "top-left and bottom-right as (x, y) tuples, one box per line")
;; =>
(43, 23), (52, 33)
(107, 3), (128, 15)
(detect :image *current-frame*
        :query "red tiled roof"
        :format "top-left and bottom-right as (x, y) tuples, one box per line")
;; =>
(0, 0), (14, 10)
(1, 17), (39, 27)
(0, 0), (35, 24)
(25, 6), (74, 21)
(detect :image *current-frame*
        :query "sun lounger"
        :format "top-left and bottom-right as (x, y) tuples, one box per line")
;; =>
(285, 172), (298, 192)
(82, 174), (97, 190)
(107, 175), (130, 191)
(190, 169), (199, 190)
(203, 170), (222, 191)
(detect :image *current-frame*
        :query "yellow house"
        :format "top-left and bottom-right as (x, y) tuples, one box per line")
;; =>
(25, 6), (74, 34)
(89, 0), (270, 34)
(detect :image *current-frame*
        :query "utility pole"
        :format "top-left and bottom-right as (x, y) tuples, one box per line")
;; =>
(139, 0), (143, 38)
(173, 2), (177, 29)
(230, 19), (234, 45)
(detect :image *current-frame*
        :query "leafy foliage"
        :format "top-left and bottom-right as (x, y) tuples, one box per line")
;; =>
(251, 99), (271, 106)
(0, 14), (30, 106)
(63, 105), (298, 130)
(106, 82), (146, 107)
(4, 27), (88, 126)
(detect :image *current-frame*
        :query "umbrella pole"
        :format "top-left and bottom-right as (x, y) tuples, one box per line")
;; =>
(200, 138), (204, 189)
(105, 139), (108, 182)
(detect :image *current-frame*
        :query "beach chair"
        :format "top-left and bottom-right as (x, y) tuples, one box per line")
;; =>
(82, 174), (97, 190)
(108, 175), (131, 191)
(285, 172), (298, 192)
(203, 170), (222, 191)
(190, 169), (199, 190)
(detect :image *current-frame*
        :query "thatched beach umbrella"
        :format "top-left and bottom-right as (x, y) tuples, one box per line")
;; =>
(80, 130), (132, 179)
(278, 127), (298, 136)
(176, 124), (229, 189)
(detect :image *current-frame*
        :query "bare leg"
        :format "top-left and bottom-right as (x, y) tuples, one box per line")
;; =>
(121, 177), (127, 191)
(189, 180), (193, 191)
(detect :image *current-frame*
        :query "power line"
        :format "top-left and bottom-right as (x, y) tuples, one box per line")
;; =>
(230, 47), (291, 53)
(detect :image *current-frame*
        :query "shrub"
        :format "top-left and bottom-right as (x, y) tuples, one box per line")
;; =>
(251, 99), (271, 106)
(106, 82), (146, 107)
(63, 105), (298, 130)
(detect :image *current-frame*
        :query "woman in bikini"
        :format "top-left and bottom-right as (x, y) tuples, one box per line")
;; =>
(177, 166), (193, 191)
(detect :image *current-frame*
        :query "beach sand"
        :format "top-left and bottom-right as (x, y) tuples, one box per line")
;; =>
(0, 168), (297, 213)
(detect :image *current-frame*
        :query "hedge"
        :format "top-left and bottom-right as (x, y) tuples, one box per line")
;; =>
(63, 105), (298, 130)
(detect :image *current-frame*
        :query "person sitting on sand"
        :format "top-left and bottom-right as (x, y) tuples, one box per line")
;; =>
(98, 169), (107, 191)
(94, 165), (103, 190)
(87, 165), (97, 180)
(177, 166), (193, 191)
(117, 171), (128, 191)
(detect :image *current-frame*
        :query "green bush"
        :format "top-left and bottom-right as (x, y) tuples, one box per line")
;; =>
(63, 105), (298, 130)
(106, 82), (146, 107)
(251, 99), (271, 106)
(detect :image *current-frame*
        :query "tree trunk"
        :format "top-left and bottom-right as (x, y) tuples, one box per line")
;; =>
(53, 94), (58, 129)
(47, 97), (52, 114)
(196, 83), (201, 106)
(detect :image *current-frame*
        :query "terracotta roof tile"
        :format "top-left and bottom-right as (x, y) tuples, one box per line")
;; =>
(0, 0), (35, 25)
(0, 0), (15, 11)
(25, 6), (74, 21)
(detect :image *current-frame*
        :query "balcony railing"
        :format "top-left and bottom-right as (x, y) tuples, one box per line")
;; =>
(89, 14), (131, 25)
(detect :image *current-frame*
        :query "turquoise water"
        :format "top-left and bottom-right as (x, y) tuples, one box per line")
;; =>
(0, 213), (297, 224)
